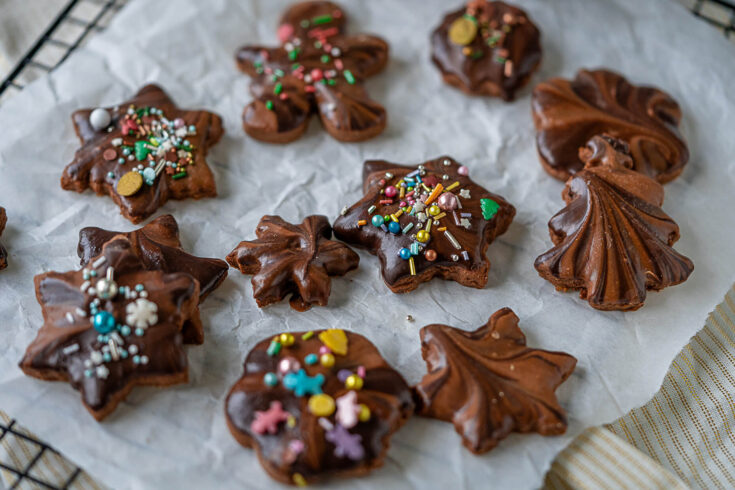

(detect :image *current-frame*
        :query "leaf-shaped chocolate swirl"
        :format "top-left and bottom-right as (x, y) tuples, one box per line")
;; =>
(534, 136), (694, 311)
(227, 215), (359, 311)
(414, 307), (577, 454)
(532, 69), (688, 183)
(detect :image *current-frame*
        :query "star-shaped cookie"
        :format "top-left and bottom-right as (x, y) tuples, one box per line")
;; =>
(62, 84), (224, 223)
(0, 207), (7, 270)
(19, 237), (202, 420)
(333, 157), (515, 293)
(414, 307), (577, 454)
(227, 215), (359, 311)
(236, 1), (389, 143)
(78, 214), (228, 302)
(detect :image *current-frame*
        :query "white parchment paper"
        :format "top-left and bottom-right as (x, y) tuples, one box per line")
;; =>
(0, 0), (733, 488)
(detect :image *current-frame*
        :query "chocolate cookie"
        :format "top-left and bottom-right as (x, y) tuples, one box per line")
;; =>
(19, 237), (202, 420)
(431, 1), (541, 100)
(0, 207), (7, 270)
(414, 308), (577, 454)
(332, 157), (515, 293)
(78, 214), (228, 302)
(534, 135), (694, 311)
(532, 69), (688, 183)
(225, 329), (414, 486)
(236, 1), (389, 143)
(226, 215), (359, 311)
(62, 84), (224, 223)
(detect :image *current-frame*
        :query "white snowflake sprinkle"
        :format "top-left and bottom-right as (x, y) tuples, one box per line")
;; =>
(125, 298), (158, 329)
(459, 189), (471, 199)
(460, 218), (472, 229)
(96, 365), (109, 379)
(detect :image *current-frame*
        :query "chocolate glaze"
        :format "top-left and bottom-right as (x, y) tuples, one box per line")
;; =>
(333, 157), (515, 293)
(78, 214), (228, 302)
(414, 307), (576, 454)
(19, 237), (201, 420)
(534, 135), (694, 311)
(236, 1), (389, 143)
(62, 84), (224, 223)
(431, 1), (541, 100)
(532, 69), (688, 183)
(226, 215), (359, 311)
(0, 207), (7, 270)
(226, 330), (414, 485)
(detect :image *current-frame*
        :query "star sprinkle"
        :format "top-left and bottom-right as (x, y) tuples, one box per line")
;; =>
(333, 157), (515, 293)
(62, 84), (224, 223)
(235, 1), (389, 143)
(414, 307), (577, 454)
(325, 424), (365, 460)
(251, 401), (291, 435)
(19, 237), (203, 420)
(283, 369), (325, 397)
(78, 214), (228, 303)
(0, 207), (7, 270)
(226, 215), (359, 311)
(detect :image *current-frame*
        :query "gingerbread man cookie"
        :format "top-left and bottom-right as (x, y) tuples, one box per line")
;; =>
(236, 1), (389, 143)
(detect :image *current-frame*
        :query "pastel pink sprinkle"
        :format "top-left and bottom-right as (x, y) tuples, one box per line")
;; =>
(335, 59), (344, 70)
(310, 68), (323, 82)
(277, 23), (294, 42)
(280, 93), (289, 100)
(458, 165), (469, 176)
(357, 366), (366, 378)
(319, 346), (331, 355)
(289, 440), (305, 454)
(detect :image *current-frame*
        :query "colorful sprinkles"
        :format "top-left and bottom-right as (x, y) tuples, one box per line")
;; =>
(70, 262), (159, 380)
(346, 161), (499, 276)
(249, 328), (372, 483)
(92, 104), (199, 198)
(447, 3), (526, 75)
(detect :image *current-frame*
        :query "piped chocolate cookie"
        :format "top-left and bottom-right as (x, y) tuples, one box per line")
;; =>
(236, 1), (389, 143)
(431, 1), (541, 100)
(78, 214), (228, 302)
(19, 237), (202, 420)
(534, 135), (694, 311)
(226, 215), (359, 311)
(414, 307), (576, 454)
(62, 84), (224, 223)
(332, 157), (515, 293)
(225, 328), (414, 486)
(532, 69), (688, 183)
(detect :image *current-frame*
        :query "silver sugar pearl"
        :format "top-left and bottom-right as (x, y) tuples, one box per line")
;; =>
(95, 267), (118, 300)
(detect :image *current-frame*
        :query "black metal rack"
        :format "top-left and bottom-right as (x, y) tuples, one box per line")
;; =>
(0, 0), (126, 101)
(0, 0), (733, 488)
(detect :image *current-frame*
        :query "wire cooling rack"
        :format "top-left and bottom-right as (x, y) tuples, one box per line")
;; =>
(0, 0), (733, 488)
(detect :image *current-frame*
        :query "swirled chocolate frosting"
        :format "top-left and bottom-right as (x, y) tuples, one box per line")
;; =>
(78, 214), (228, 302)
(431, 1), (541, 100)
(226, 215), (359, 311)
(19, 237), (202, 420)
(532, 69), (688, 183)
(0, 207), (7, 270)
(414, 307), (577, 454)
(236, 1), (389, 143)
(62, 84), (224, 223)
(333, 157), (515, 293)
(226, 329), (414, 486)
(534, 135), (694, 311)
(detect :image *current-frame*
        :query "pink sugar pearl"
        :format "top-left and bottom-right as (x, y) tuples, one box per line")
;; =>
(384, 185), (398, 198)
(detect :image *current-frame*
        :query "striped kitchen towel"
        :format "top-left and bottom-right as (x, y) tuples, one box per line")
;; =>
(547, 284), (735, 489)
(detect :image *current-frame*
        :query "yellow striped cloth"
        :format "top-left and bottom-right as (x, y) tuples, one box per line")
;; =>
(547, 284), (735, 489)
(3, 284), (735, 489)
